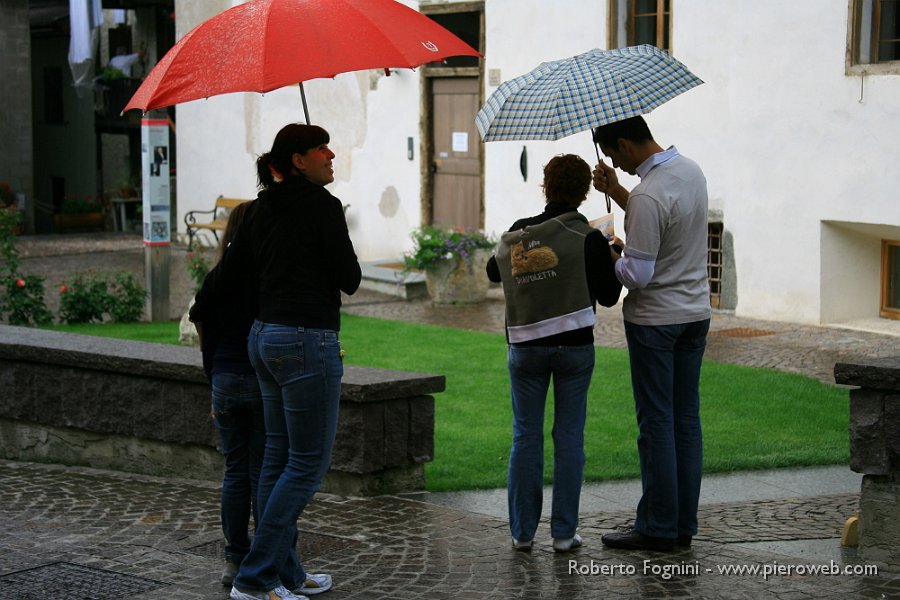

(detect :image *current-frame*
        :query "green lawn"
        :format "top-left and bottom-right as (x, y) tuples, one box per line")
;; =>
(43, 315), (850, 492)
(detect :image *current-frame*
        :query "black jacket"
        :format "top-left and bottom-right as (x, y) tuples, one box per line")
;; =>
(189, 257), (257, 381)
(218, 176), (361, 331)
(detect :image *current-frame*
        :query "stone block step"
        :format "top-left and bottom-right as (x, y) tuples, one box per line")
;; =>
(359, 260), (427, 300)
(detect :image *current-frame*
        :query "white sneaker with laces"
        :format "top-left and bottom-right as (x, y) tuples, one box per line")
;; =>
(552, 533), (583, 553)
(230, 584), (308, 600)
(294, 573), (333, 595)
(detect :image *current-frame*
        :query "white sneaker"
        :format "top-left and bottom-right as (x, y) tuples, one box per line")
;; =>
(230, 584), (308, 600)
(552, 533), (583, 552)
(512, 538), (533, 551)
(294, 573), (332, 595)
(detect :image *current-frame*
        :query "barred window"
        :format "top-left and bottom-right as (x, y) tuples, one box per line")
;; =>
(708, 222), (723, 309)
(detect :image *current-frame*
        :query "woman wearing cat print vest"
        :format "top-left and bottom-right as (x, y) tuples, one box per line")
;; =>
(487, 153), (622, 553)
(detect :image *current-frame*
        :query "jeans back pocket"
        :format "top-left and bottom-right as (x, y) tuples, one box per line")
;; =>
(262, 341), (306, 385)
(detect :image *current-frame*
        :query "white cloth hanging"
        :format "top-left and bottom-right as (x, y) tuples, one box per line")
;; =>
(68, 0), (103, 89)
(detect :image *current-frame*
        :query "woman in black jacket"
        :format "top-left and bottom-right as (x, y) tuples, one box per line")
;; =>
(225, 124), (361, 600)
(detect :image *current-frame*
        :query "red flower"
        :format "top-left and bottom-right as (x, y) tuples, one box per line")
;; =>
(15, 278), (26, 288)
(59, 284), (70, 293)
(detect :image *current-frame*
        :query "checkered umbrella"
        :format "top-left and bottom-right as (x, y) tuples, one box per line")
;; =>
(476, 45), (703, 142)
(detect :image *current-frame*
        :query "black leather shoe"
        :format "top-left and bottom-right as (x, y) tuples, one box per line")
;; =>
(676, 535), (692, 547)
(601, 529), (675, 552)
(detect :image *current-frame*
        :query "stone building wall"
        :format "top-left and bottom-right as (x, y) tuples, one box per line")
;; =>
(0, 0), (34, 231)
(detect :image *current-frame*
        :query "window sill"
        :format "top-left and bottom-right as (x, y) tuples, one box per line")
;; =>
(846, 61), (900, 76)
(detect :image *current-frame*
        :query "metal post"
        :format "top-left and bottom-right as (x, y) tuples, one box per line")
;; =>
(144, 245), (170, 321)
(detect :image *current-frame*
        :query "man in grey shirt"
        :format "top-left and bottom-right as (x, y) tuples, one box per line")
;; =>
(592, 116), (711, 552)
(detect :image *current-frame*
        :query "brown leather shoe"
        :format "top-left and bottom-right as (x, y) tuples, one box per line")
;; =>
(601, 529), (675, 552)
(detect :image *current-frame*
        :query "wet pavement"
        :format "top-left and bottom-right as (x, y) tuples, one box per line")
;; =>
(2, 233), (900, 598)
(1, 459), (897, 599)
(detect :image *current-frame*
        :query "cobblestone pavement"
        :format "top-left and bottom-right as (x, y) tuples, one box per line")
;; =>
(5, 234), (900, 598)
(1, 460), (898, 599)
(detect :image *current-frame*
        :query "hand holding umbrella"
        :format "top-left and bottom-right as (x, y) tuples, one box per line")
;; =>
(592, 160), (627, 211)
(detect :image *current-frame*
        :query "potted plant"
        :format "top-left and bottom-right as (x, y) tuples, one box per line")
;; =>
(55, 195), (105, 232)
(404, 225), (497, 304)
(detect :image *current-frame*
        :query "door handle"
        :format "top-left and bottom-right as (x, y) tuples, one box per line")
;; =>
(431, 160), (439, 174)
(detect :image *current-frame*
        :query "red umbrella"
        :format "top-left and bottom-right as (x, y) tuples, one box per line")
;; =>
(123, 0), (481, 122)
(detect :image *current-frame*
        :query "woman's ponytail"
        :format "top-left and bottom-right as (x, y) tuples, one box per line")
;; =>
(256, 152), (275, 189)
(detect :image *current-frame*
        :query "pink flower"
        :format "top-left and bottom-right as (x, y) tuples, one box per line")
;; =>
(15, 278), (26, 288)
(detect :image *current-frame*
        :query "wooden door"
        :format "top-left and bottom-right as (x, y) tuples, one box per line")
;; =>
(431, 77), (481, 230)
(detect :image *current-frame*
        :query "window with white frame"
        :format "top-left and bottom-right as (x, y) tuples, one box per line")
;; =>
(851, 0), (900, 66)
(609, 0), (671, 52)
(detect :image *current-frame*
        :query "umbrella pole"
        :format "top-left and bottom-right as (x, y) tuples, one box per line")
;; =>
(591, 128), (612, 214)
(299, 82), (311, 125)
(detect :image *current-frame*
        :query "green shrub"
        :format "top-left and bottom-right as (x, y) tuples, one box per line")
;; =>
(59, 274), (111, 324)
(0, 207), (52, 326)
(185, 248), (211, 293)
(59, 271), (147, 324)
(3, 275), (53, 326)
(107, 272), (147, 323)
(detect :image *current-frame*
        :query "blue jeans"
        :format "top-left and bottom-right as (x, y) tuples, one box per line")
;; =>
(211, 371), (265, 565)
(624, 318), (709, 539)
(507, 344), (594, 541)
(233, 322), (343, 593)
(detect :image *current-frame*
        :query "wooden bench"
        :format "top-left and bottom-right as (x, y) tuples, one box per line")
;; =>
(183, 195), (250, 249)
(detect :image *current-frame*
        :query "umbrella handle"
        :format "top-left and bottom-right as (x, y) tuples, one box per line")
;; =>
(299, 82), (311, 125)
(591, 128), (612, 214)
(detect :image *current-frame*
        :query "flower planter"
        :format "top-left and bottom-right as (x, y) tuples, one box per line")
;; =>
(54, 212), (105, 233)
(424, 248), (491, 304)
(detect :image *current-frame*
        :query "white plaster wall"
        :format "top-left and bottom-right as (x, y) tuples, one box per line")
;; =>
(481, 0), (611, 241)
(176, 0), (422, 259)
(174, 0), (900, 325)
(820, 222), (885, 322)
(672, 0), (900, 323)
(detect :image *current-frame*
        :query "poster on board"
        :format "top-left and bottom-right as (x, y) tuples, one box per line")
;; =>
(141, 118), (171, 245)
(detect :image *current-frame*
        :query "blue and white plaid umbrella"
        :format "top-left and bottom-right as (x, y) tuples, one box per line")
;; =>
(476, 45), (703, 142)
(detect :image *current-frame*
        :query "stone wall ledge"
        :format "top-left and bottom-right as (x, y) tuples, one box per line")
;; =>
(0, 325), (446, 399)
(0, 325), (445, 495)
(835, 356), (900, 391)
(835, 355), (900, 572)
